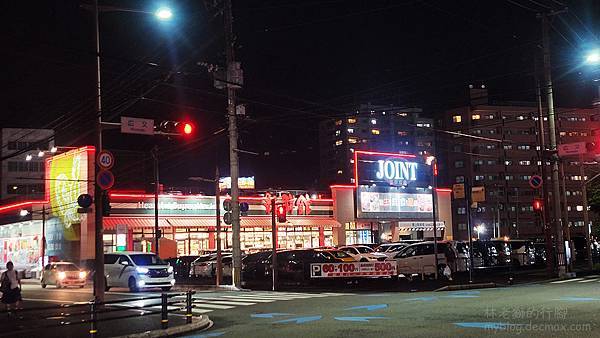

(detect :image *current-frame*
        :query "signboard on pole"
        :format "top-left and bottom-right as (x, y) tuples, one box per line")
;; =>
(471, 186), (485, 202)
(97, 170), (115, 190)
(558, 142), (587, 157)
(529, 175), (543, 189)
(121, 116), (155, 135)
(97, 150), (115, 170)
(310, 261), (396, 278)
(453, 184), (465, 199)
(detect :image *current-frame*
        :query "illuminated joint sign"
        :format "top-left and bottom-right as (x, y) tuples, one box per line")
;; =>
(375, 160), (418, 181)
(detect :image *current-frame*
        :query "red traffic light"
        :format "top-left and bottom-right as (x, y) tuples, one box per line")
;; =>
(182, 123), (193, 135)
(532, 198), (543, 211)
(276, 205), (287, 223)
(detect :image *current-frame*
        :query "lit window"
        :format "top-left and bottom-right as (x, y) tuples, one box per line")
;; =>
(576, 205), (584, 211)
(486, 114), (495, 120)
(347, 118), (356, 124)
(398, 131), (409, 136)
(335, 130), (341, 136)
(518, 160), (531, 165)
(457, 207), (466, 215)
(335, 120), (342, 126)
(475, 175), (485, 181)
(472, 114), (481, 120)
(350, 159), (354, 164)
(347, 128), (354, 134)
(337, 170), (343, 175)
(371, 129), (380, 135)
(455, 176), (465, 183)
(349, 148), (354, 152)
(370, 119), (377, 125)
(453, 115), (462, 123)
(348, 137), (358, 144)
(335, 140), (342, 146)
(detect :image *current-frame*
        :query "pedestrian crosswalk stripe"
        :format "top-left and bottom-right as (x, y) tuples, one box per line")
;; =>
(194, 300), (256, 306)
(191, 308), (213, 314)
(218, 296), (275, 303)
(578, 279), (598, 283)
(218, 294), (305, 300)
(191, 302), (235, 310)
(551, 278), (584, 284)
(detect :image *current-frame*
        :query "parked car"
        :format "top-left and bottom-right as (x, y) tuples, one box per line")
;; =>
(318, 249), (356, 262)
(534, 243), (547, 266)
(191, 255), (232, 278)
(41, 262), (87, 288)
(242, 251), (273, 282)
(166, 255), (199, 279)
(339, 245), (387, 262)
(509, 240), (536, 266)
(472, 240), (511, 267)
(104, 252), (175, 292)
(390, 241), (458, 279)
(375, 242), (412, 259)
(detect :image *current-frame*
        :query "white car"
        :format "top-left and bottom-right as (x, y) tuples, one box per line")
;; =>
(339, 245), (387, 262)
(191, 255), (232, 278)
(104, 252), (175, 292)
(391, 242), (451, 279)
(375, 243), (412, 259)
(40, 262), (87, 288)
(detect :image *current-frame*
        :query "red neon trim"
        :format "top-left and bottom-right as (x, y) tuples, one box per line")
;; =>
(354, 150), (416, 158)
(0, 200), (49, 214)
(110, 192), (333, 202)
(436, 188), (452, 192)
(354, 150), (359, 188)
(330, 185), (355, 189)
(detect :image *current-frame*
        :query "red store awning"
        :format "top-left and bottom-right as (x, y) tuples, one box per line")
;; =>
(104, 216), (341, 230)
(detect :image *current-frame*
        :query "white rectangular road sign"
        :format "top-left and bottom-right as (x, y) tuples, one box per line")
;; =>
(310, 261), (397, 278)
(121, 116), (154, 135)
(558, 142), (587, 157)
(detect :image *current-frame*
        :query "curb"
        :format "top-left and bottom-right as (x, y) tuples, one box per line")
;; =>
(111, 315), (213, 338)
(434, 282), (497, 292)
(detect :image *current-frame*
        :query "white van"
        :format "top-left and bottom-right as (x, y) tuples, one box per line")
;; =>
(104, 252), (175, 292)
(391, 242), (452, 279)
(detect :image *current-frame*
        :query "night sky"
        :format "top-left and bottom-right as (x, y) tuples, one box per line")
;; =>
(1, 0), (599, 192)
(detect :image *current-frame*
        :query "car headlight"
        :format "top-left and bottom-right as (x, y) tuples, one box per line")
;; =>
(57, 271), (66, 280)
(79, 271), (87, 279)
(167, 266), (173, 273)
(136, 267), (149, 274)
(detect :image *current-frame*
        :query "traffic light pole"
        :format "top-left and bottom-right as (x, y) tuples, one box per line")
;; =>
(152, 146), (160, 255)
(580, 154), (593, 271)
(92, 0), (105, 303)
(215, 167), (222, 286)
(271, 199), (278, 291)
(541, 13), (566, 277)
(224, 0), (242, 289)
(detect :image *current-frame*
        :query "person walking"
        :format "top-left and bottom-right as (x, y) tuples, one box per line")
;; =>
(1, 261), (22, 316)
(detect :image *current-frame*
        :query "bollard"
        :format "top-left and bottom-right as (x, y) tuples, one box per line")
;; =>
(186, 290), (193, 324)
(89, 301), (98, 337)
(161, 293), (169, 329)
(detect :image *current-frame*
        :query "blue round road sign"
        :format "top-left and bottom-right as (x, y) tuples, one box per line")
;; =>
(529, 175), (543, 189)
(240, 202), (249, 213)
(97, 170), (115, 190)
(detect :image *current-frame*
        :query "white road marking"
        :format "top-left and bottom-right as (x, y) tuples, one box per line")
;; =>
(193, 300), (256, 306)
(218, 296), (275, 303)
(190, 302), (234, 310)
(551, 278), (584, 284)
(578, 279), (598, 283)
(23, 298), (70, 303)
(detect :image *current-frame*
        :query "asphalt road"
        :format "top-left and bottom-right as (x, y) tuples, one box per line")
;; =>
(182, 276), (600, 338)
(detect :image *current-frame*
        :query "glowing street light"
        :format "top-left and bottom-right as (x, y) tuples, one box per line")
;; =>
(585, 49), (600, 65)
(25, 154), (33, 161)
(154, 7), (173, 21)
(19, 210), (29, 217)
(37, 150), (45, 157)
(474, 224), (486, 239)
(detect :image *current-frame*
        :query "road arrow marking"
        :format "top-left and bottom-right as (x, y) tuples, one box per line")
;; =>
(345, 304), (388, 311)
(454, 322), (517, 330)
(273, 316), (322, 324)
(405, 296), (438, 302)
(334, 316), (388, 322)
(251, 313), (292, 318)
(554, 297), (600, 302)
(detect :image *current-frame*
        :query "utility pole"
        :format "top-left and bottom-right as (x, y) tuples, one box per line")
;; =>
(41, 205), (46, 271)
(540, 12), (566, 277)
(431, 157), (439, 280)
(560, 161), (572, 271)
(224, 0), (241, 288)
(92, 0), (106, 302)
(152, 146), (160, 254)
(465, 179), (474, 283)
(271, 198), (278, 291)
(215, 167), (222, 286)
(535, 63), (555, 276)
(580, 155), (593, 271)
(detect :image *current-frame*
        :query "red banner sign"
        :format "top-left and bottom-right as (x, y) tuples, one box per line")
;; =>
(310, 261), (396, 278)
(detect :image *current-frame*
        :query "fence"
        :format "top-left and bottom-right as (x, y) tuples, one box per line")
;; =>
(0, 290), (196, 337)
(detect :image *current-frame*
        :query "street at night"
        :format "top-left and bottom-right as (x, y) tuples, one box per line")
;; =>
(2, 0), (600, 337)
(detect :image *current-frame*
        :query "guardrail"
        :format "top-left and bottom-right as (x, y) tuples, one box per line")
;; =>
(0, 290), (196, 337)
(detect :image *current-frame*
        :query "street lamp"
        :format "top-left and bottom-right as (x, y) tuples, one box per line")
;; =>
(154, 7), (173, 21)
(474, 224), (486, 240)
(585, 49), (600, 65)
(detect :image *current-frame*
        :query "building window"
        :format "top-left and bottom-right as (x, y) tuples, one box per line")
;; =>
(487, 160), (497, 165)
(472, 114), (481, 120)
(576, 205), (584, 211)
(397, 131), (409, 136)
(571, 176), (582, 181)
(453, 145), (462, 152)
(7, 142), (17, 150)
(335, 140), (343, 146)
(455, 176), (465, 183)
(458, 223), (467, 230)
(348, 137), (358, 144)
(454, 161), (464, 168)
(347, 128), (354, 134)
(457, 207), (466, 215)
(486, 114), (495, 120)
(7, 162), (17, 172)
(452, 115), (462, 123)
(335, 130), (341, 136)
(335, 120), (342, 126)
(517, 145), (531, 150)
(371, 129), (380, 135)
(474, 159), (484, 165)
(518, 160), (531, 165)
(475, 175), (485, 181)
(472, 129), (482, 135)
(337, 170), (343, 175)
(505, 175), (514, 181)
(503, 145), (512, 150)
(347, 118), (356, 124)
(370, 119), (377, 125)
(486, 144), (496, 150)
(520, 175), (532, 181)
